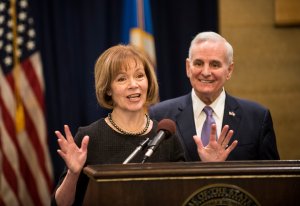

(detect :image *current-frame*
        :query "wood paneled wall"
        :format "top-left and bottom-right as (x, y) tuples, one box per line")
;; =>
(219, 0), (300, 159)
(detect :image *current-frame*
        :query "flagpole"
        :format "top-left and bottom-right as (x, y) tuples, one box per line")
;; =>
(10, 0), (25, 132)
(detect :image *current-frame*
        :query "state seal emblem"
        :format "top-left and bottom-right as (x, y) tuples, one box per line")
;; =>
(183, 183), (260, 206)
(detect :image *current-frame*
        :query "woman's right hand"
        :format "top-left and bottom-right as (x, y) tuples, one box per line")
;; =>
(55, 125), (89, 175)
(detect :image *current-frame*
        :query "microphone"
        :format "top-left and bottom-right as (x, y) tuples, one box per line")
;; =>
(141, 119), (176, 163)
(123, 138), (150, 164)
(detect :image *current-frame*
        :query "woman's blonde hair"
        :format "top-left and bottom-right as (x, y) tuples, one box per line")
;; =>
(94, 44), (159, 109)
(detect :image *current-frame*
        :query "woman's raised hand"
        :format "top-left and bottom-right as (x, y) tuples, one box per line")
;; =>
(55, 125), (89, 174)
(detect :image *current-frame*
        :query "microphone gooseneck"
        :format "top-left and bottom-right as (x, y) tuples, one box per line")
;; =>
(141, 119), (176, 163)
(123, 138), (150, 164)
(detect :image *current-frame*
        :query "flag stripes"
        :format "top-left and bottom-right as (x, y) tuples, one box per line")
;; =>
(0, 0), (53, 205)
(0, 55), (52, 205)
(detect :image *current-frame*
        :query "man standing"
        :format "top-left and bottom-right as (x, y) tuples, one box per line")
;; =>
(149, 31), (279, 161)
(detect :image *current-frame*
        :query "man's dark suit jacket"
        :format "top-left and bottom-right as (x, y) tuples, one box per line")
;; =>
(149, 93), (280, 161)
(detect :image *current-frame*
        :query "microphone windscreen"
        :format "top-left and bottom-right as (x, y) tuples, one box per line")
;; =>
(157, 119), (176, 135)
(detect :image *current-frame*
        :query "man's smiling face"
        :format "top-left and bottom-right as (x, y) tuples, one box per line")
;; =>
(186, 40), (233, 104)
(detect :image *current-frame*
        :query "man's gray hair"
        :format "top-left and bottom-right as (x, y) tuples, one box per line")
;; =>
(188, 31), (233, 64)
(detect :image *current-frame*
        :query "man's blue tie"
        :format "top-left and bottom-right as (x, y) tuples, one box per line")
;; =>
(201, 106), (216, 146)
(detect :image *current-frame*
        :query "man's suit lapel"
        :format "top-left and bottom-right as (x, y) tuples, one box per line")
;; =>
(174, 93), (242, 161)
(223, 94), (242, 144)
(176, 95), (200, 161)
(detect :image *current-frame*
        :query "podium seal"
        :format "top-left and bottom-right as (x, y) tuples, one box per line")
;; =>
(183, 183), (260, 206)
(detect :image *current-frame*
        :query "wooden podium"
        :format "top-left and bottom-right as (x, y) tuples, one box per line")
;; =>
(83, 160), (300, 206)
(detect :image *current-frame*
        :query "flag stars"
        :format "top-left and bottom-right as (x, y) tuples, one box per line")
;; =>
(5, 44), (12, 53)
(1, 0), (38, 66)
(8, 7), (13, 15)
(0, 2), (5, 12)
(17, 36), (24, 45)
(28, 17), (34, 25)
(18, 12), (27, 21)
(18, 24), (25, 33)
(6, 32), (13, 40)
(27, 41), (35, 50)
(16, 49), (22, 57)
(0, 16), (4, 24)
(7, 19), (13, 28)
(4, 56), (12, 66)
(28, 29), (35, 38)
(20, 0), (28, 9)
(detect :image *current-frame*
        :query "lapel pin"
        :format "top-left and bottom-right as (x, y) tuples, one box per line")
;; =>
(229, 111), (236, 117)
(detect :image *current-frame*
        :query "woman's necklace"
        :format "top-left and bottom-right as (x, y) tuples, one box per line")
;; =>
(108, 113), (150, 136)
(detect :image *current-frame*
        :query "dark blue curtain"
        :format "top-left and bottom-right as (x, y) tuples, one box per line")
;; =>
(30, 0), (218, 187)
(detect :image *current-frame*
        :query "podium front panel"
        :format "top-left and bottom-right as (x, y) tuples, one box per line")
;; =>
(83, 160), (300, 206)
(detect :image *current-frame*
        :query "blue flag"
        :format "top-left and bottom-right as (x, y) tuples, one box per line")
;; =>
(122, 0), (156, 65)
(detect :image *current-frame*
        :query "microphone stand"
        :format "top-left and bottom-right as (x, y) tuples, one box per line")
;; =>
(141, 145), (154, 163)
(123, 138), (150, 164)
(141, 154), (149, 164)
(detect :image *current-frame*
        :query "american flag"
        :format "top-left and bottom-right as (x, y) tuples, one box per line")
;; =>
(0, 0), (53, 205)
